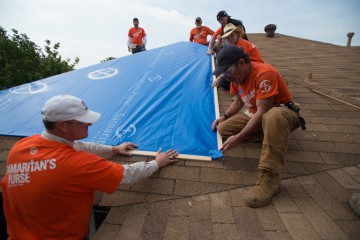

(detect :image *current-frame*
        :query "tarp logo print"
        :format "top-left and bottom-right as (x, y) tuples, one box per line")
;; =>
(115, 124), (136, 140)
(88, 68), (119, 80)
(148, 75), (162, 82)
(9, 82), (47, 94)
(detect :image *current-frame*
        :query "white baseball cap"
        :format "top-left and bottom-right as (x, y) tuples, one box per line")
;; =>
(41, 95), (101, 123)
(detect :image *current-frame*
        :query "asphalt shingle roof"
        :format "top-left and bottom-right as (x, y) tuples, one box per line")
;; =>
(0, 33), (359, 239)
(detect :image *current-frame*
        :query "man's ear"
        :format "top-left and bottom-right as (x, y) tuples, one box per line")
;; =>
(236, 59), (243, 69)
(238, 58), (245, 65)
(239, 58), (249, 68)
(55, 121), (67, 132)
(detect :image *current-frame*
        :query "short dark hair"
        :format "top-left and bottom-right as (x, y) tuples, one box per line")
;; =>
(43, 119), (56, 130)
(133, 18), (139, 22)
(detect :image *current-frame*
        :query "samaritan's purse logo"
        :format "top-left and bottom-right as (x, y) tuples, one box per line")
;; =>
(259, 80), (272, 93)
(30, 147), (38, 155)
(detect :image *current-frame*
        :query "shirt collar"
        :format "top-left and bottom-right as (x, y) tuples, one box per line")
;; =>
(41, 131), (75, 148)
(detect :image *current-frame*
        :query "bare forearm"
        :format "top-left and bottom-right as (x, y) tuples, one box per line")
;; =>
(208, 36), (216, 50)
(224, 98), (243, 117)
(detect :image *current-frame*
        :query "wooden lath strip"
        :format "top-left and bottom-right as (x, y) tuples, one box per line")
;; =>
(212, 56), (224, 149)
(129, 150), (212, 161)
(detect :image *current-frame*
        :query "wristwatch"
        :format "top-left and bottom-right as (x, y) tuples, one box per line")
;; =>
(222, 113), (229, 120)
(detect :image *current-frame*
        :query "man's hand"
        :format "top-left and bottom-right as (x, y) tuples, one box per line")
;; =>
(211, 116), (226, 131)
(155, 148), (178, 168)
(212, 75), (222, 87)
(207, 48), (213, 55)
(112, 142), (139, 156)
(220, 135), (240, 151)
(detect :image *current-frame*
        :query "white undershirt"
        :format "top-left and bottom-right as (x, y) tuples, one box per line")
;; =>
(41, 131), (159, 184)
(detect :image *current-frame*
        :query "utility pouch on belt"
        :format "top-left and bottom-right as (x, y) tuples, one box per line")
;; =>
(298, 117), (306, 130)
(280, 102), (306, 130)
(285, 102), (300, 113)
(284, 102), (306, 130)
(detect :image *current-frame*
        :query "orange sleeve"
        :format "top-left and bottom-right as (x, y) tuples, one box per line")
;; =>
(230, 82), (240, 95)
(214, 27), (222, 38)
(254, 69), (292, 104)
(68, 152), (124, 194)
(237, 39), (264, 63)
(142, 28), (147, 37)
(205, 26), (214, 35)
(255, 71), (279, 100)
(189, 28), (194, 42)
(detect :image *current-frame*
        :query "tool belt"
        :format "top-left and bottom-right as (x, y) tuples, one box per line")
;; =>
(275, 102), (306, 130)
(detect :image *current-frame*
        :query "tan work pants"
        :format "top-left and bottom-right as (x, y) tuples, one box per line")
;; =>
(217, 107), (300, 174)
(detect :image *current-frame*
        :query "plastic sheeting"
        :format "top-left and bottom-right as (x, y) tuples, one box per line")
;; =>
(0, 42), (222, 159)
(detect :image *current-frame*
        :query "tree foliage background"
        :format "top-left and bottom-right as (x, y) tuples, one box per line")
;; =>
(0, 26), (79, 89)
(101, 57), (116, 62)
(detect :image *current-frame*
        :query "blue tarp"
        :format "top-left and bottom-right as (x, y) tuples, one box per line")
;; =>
(0, 42), (222, 159)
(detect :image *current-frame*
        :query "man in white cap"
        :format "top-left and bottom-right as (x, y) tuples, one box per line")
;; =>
(1, 94), (178, 239)
(211, 46), (305, 208)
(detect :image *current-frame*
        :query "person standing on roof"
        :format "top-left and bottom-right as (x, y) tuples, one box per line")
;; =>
(207, 10), (248, 55)
(1, 94), (178, 239)
(128, 17), (147, 54)
(189, 17), (215, 46)
(213, 23), (264, 90)
(212, 45), (305, 208)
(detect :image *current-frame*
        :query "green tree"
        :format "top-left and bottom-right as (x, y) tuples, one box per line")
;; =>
(100, 57), (116, 62)
(0, 26), (79, 89)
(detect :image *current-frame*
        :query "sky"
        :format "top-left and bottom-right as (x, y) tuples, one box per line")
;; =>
(1, 0), (359, 69)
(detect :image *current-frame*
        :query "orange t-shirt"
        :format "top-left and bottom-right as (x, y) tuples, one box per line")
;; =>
(128, 27), (147, 45)
(230, 62), (292, 114)
(1, 135), (124, 239)
(236, 39), (264, 63)
(213, 27), (223, 44)
(189, 26), (214, 45)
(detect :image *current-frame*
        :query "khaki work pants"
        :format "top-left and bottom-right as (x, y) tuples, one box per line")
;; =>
(217, 107), (300, 175)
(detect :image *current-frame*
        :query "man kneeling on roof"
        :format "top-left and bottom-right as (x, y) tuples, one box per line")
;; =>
(212, 45), (305, 208)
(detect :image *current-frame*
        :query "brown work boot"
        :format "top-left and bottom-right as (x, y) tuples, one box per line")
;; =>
(244, 170), (281, 208)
